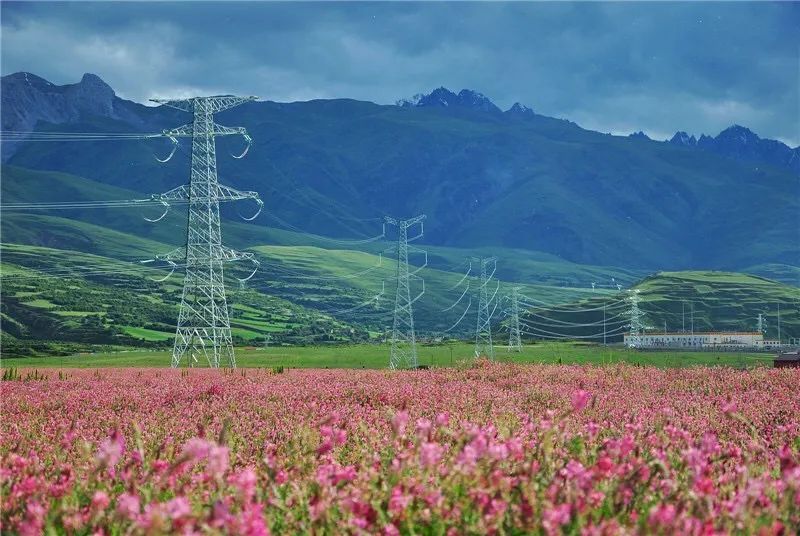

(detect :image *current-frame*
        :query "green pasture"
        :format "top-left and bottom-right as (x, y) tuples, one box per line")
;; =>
(1, 341), (774, 370)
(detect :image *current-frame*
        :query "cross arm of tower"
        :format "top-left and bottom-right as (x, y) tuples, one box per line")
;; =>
(159, 123), (194, 138)
(218, 246), (258, 263)
(149, 99), (194, 112)
(206, 96), (258, 113)
(152, 185), (190, 202)
(384, 214), (426, 228)
(153, 247), (187, 262)
(150, 95), (258, 114)
(215, 184), (261, 202)
(404, 214), (426, 227)
(212, 124), (249, 137)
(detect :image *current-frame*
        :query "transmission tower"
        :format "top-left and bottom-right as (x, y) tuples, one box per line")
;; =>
(757, 313), (766, 335)
(146, 95), (262, 369)
(626, 289), (643, 348)
(474, 257), (498, 359)
(385, 215), (426, 369)
(506, 286), (522, 352)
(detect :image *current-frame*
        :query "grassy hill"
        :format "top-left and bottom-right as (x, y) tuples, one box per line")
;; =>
(634, 271), (800, 339)
(0, 243), (367, 357)
(2, 167), (797, 355)
(517, 271), (800, 343)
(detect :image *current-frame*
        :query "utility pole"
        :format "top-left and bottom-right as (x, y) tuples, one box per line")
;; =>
(682, 301), (685, 333)
(757, 313), (765, 336)
(507, 286), (522, 352)
(146, 95), (262, 369)
(474, 256), (498, 360)
(690, 302), (694, 335)
(777, 303), (781, 343)
(385, 215), (426, 369)
(603, 302), (607, 345)
(627, 289), (643, 348)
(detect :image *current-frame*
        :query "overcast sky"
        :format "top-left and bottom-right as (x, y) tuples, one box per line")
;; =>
(2, 2), (798, 145)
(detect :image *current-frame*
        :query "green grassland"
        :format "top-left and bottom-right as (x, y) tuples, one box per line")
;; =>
(0, 341), (774, 370)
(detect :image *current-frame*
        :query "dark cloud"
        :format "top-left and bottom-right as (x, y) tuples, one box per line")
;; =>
(2, 2), (798, 144)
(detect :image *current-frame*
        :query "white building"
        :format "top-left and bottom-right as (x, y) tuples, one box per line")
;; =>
(624, 331), (764, 349)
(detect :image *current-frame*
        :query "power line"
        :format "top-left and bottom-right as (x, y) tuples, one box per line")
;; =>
(520, 323), (628, 340)
(262, 211), (388, 245)
(521, 307), (627, 327)
(518, 294), (628, 313)
(441, 280), (470, 312)
(441, 297), (473, 334)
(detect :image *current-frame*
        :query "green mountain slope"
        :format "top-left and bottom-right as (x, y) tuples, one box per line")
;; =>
(1, 166), (645, 286)
(5, 76), (798, 270)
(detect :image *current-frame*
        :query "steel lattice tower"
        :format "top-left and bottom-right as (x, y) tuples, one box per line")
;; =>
(507, 286), (522, 352)
(385, 215), (426, 369)
(626, 289), (643, 348)
(474, 256), (498, 360)
(147, 95), (262, 368)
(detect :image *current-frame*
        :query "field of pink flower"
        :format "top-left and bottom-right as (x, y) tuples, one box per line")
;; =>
(2, 363), (799, 535)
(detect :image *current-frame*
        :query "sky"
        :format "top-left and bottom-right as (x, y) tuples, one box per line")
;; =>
(2, 2), (798, 145)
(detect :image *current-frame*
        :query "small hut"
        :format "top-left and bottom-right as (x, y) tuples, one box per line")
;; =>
(774, 351), (800, 368)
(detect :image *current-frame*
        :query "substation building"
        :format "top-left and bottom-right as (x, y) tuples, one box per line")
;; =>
(623, 331), (779, 350)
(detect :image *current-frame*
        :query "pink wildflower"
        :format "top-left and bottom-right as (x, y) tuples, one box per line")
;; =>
(230, 468), (258, 501)
(275, 469), (288, 484)
(542, 504), (571, 533)
(420, 441), (444, 467)
(721, 399), (738, 415)
(116, 492), (140, 520)
(571, 389), (591, 412)
(391, 410), (409, 436)
(648, 503), (676, 528)
(238, 504), (270, 536)
(435, 412), (450, 427)
(182, 437), (213, 460)
(91, 491), (110, 512)
(207, 445), (229, 478)
(19, 501), (46, 536)
(416, 418), (433, 440)
(165, 496), (191, 519)
(96, 431), (125, 468)
(388, 486), (412, 516)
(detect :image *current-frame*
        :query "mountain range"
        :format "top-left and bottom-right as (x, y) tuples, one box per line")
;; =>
(2, 72), (798, 273)
(397, 85), (799, 175)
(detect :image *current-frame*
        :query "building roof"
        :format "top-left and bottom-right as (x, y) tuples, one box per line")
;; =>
(775, 351), (800, 362)
(625, 332), (762, 336)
